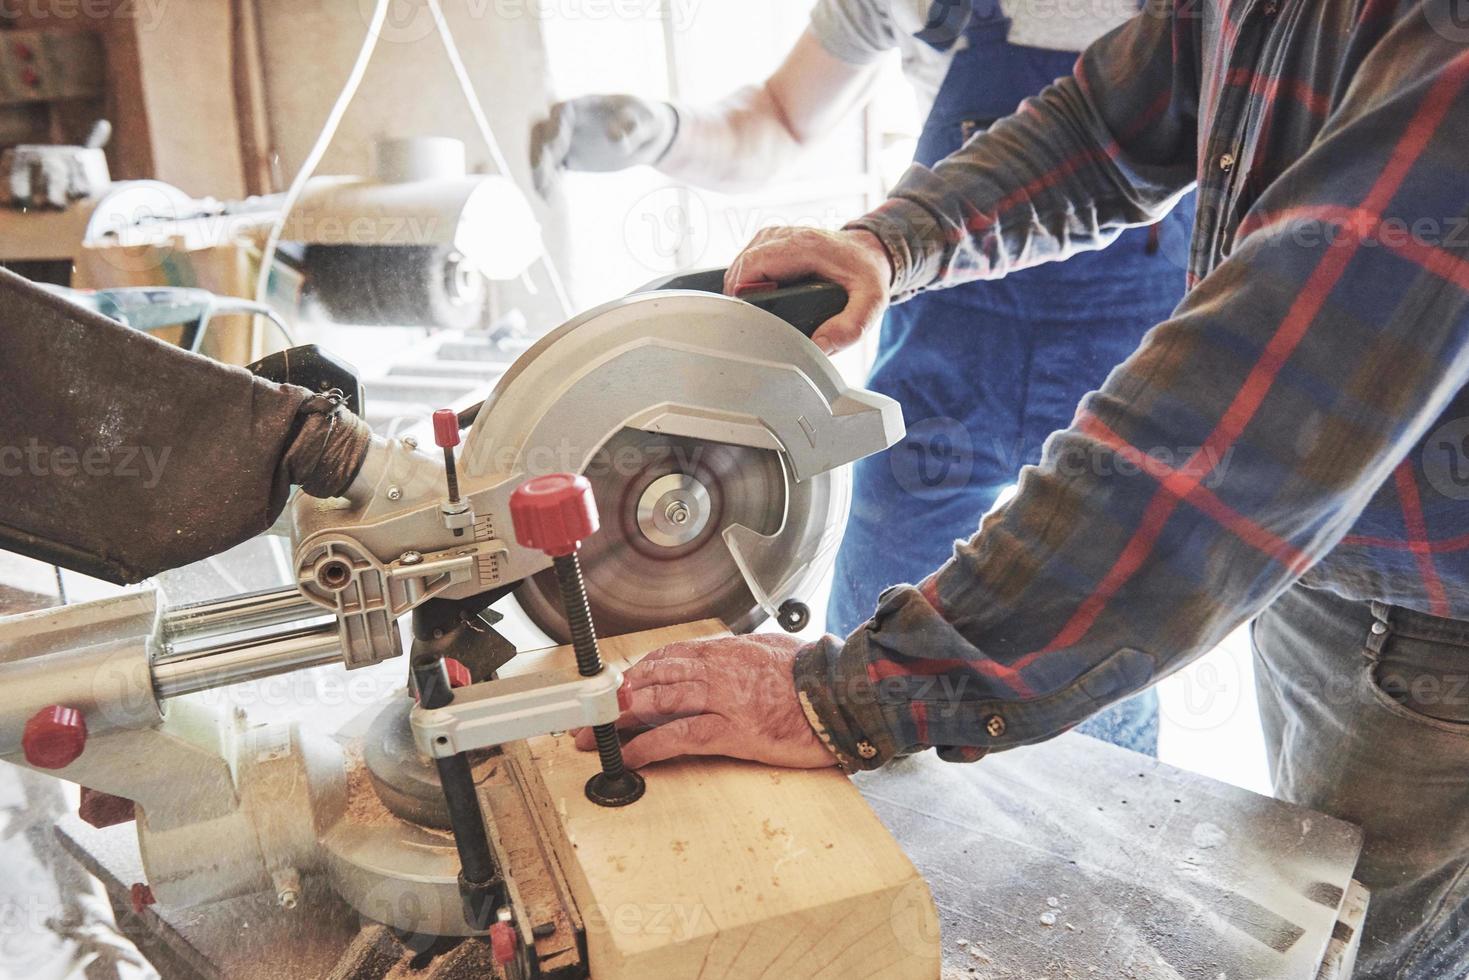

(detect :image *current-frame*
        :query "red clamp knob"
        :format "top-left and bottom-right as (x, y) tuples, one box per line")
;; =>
(489, 919), (518, 965)
(444, 657), (471, 689)
(411, 658), (471, 702)
(510, 474), (599, 557)
(432, 408), (461, 449)
(130, 882), (155, 915)
(23, 705), (87, 770)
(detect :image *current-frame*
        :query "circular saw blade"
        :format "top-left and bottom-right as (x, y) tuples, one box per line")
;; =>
(514, 428), (794, 641)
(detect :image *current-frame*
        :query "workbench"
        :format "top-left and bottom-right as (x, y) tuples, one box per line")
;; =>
(56, 675), (1366, 980)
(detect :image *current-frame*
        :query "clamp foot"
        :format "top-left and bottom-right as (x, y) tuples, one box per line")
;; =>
(585, 769), (646, 808)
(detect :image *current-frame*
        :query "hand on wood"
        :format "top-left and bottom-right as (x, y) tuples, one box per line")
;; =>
(573, 633), (839, 770)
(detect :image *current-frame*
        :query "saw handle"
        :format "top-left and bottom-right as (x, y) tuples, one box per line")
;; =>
(637, 267), (848, 340)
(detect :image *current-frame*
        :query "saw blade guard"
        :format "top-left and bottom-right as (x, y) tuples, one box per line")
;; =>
(723, 454), (852, 624)
(470, 288), (902, 636)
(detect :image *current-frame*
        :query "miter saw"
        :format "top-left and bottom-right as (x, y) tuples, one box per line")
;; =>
(0, 273), (903, 976)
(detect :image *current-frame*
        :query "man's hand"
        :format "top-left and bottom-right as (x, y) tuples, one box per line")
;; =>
(573, 633), (838, 770)
(530, 94), (679, 197)
(725, 227), (893, 354)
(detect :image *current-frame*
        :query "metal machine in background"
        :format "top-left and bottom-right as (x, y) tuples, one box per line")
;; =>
(0, 274), (902, 976)
(0, 136), (542, 332)
(288, 136), (543, 330)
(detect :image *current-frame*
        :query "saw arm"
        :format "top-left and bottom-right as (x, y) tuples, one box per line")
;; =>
(289, 283), (904, 666)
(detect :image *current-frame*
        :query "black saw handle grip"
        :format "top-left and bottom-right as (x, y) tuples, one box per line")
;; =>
(637, 267), (847, 339)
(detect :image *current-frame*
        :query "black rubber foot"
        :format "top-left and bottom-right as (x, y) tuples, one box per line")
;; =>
(777, 599), (810, 633)
(585, 769), (646, 807)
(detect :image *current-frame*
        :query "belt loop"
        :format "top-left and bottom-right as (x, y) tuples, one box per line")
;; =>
(1366, 601), (1392, 655)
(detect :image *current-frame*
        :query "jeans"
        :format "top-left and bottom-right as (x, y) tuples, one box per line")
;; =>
(1253, 583), (1469, 979)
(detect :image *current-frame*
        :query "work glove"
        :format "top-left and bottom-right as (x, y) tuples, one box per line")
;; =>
(530, 94), (679, 197)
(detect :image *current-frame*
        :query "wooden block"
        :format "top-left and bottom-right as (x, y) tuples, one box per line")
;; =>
(510, 622), (941, 980)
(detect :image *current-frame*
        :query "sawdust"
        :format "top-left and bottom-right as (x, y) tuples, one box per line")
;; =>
(342, 740), (400, 827)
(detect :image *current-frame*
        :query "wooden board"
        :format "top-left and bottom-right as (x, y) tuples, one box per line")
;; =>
(509, 622), (942, 980)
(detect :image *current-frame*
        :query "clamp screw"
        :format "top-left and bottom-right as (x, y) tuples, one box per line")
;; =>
(400, 550), (422, 565)
(22, 705), (87, 770)
(386, 485), (402, 501)
(510, 474), (645, 807)
(433, 408), (466, 536)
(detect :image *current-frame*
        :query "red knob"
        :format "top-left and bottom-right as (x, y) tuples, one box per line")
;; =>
(130, 883), (155, 915)
(444, 657), (471, 688)
(489, 919), (518, 964)
(22, 705), (87, 770)
(411, 657), (471, 702)
(510, 474), (599, 557)
(432, 408), (461, 449)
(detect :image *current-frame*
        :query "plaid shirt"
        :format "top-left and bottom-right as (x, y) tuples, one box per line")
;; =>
(794, 0), (1469, 769)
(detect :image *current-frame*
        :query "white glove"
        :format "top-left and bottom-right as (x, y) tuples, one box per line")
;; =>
(530, 94), (678, 196)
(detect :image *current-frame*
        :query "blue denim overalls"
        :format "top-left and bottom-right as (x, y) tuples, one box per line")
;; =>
(827, 0), (1195, 754)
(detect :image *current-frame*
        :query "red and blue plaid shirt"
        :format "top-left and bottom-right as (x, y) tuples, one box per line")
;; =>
(794, 0), (1469, 768)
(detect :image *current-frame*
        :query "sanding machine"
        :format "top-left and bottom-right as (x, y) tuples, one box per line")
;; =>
(0, 274), (904, 976)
